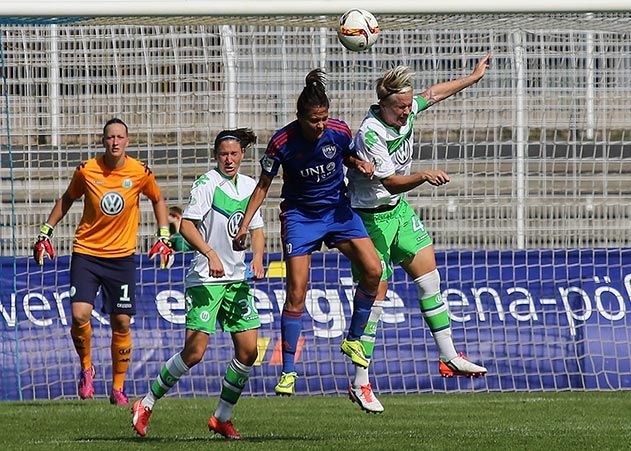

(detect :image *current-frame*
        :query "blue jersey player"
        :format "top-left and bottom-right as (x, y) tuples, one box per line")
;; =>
(234, 69), (382, 396)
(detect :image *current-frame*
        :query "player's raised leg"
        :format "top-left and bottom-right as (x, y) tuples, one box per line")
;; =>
(131, 329), (201, 437)
(340, 285), (375, 369)
(132, 351), (191, 436)
(405, 247), (487, 377)
(337, 237), (381, 369)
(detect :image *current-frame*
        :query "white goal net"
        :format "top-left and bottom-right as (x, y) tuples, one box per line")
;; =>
(1, 5), (631, 400)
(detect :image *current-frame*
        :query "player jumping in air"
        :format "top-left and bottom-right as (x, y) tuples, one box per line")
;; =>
(33, 118), (173, 406)
(345, 54), (492, 413)
(233, 69), (382, 396)
(132, 128), (265, 439)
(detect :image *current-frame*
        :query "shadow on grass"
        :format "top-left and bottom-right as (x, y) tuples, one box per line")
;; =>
(82, 435), (325, 444)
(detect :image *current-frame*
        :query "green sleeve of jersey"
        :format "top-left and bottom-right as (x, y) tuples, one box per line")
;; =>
(171, 233), (193, 252)
(414, 95), (430, 112)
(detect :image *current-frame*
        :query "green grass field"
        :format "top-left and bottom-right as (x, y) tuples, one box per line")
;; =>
(1, 392), (630, 450)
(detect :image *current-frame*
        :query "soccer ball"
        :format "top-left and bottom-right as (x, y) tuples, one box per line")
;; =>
(337, 9), (380, 52)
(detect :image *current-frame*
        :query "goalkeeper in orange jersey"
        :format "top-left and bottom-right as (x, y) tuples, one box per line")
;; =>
(32, 118), (173, 406)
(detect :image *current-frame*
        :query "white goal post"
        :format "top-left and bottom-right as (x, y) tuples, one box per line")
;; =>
(2, 0), (631, 16)
(2, 3), (631, 402)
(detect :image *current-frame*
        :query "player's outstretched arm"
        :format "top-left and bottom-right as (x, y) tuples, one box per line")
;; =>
(381, 169), (450, 195)
(420, 53), (491, 106)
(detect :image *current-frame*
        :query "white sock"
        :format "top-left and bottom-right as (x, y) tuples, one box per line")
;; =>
(141, 390), (157, 410)
(434, 329), (458, 361)
(353, 365), (370, 387)
(214, 398), (234, 423)
(414, 270), (458, 361)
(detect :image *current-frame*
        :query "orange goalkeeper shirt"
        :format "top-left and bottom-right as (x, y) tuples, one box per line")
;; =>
(67, 155), (162, 258)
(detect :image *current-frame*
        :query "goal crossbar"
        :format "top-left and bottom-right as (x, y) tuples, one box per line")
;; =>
(1, 0), (631, 17)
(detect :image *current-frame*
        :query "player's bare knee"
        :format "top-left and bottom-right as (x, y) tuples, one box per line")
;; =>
(111, 324), (130, 334)
(71, 303), (93, 325)
(369, 266), (383, 287)
(361, 263), (382, 292)
(181, 348), (205, 367)
(283, 295), (306, 312)
(236, 348), (258, 367)
(71, 315), (91, 327)
(110, 315), (131, 334)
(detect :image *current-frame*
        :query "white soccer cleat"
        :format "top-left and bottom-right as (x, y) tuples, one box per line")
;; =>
(439, 353), (487, 377)
(348, 383), (384, 414)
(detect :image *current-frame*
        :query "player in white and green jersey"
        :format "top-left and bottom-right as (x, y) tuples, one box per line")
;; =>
(132, 128), (265, 440)
(345, 55), (492, 413)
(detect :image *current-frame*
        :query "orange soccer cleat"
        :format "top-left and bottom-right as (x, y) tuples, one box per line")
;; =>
(208, 415), (241, 440)
(131, 399), (153, 437)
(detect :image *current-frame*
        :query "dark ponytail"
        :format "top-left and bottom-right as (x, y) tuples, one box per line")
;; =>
(296, 68), (329, 118)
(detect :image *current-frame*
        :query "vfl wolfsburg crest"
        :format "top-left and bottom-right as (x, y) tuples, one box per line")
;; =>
(200, 311), (211, 322)
(100, 192), (125, 216)
(227, 211), (245, 238)
(394, 141), (413, 166)
(321, 144), (337, 159)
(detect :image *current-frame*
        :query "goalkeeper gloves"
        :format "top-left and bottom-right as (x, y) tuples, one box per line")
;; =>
(148, 226), (174, 269)
(33, 223), (56, 265)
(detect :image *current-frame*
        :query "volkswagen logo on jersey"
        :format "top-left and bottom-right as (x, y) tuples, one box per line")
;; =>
(227, 211), (245, 239)
(394, 141), (413, 166)
(321, 144), (337, 159)
(100, 192), (125, 216)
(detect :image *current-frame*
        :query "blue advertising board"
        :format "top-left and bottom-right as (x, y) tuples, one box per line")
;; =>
(1, 249), (630, 401)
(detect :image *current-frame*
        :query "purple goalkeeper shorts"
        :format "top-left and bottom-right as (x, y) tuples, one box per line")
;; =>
(69, 252), (137, 315)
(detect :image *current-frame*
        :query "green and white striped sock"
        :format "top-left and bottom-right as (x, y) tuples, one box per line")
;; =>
(214, 358), (252, 422)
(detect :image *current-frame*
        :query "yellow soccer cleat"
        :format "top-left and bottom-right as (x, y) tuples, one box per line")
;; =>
(274, 371), (297, 396)
(340, 338), (369, 369)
